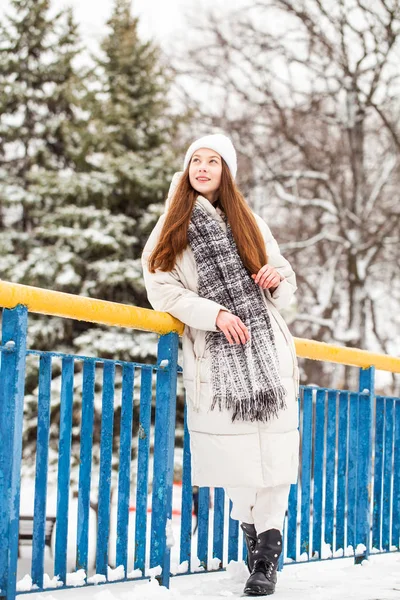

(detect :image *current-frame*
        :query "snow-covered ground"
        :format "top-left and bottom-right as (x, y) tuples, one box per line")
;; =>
(21, 553), (400, 600)
(15, 480), (400, 599)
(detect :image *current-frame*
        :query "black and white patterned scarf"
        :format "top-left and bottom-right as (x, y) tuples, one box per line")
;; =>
(187, 202), (287, 423)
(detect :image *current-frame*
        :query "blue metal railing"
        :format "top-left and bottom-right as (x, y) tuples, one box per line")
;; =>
(0, 305), (180, 599)
(0, 304), (399, 600)
(373, 396), (400, 551)
(177, 382), (399, 568)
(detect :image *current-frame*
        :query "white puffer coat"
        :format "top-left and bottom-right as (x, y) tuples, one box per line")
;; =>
(142, 173), (299, 488)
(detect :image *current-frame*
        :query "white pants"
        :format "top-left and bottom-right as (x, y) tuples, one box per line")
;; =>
(225, 484), (290, 534)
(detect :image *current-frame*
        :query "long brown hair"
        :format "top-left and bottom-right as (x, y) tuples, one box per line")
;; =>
(148, 160), (268, 274)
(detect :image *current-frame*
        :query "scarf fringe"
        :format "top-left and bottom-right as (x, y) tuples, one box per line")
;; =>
(211, 386), (287, 423)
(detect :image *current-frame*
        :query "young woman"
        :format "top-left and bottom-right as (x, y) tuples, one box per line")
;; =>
(142, 134), (299, 596)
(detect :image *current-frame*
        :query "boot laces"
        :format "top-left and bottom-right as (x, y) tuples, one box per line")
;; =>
(252, 559), (275, 580)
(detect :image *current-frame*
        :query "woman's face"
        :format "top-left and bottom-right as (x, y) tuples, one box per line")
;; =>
(188, 147), (222, 203)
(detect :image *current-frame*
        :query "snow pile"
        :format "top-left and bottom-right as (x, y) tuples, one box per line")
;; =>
(16, 575), (35, 592)
(298, 552), (309, 562)
(127, 569), (143, 579)
(320, 542), (333, 559)
(225, 560), (249, 582)
(146, 565), (162, 578)
(66, 569), (86, 587)
(130, 578), (171, 599)
(43, 574), (63, 589)
(87, 574), (107, 584)
(355, 544), (367, 556)
(170, 561), (189, 575)
(177, 561), (189, 574)
(191, 556), (205, 572)
(108, 566), (125, 581)
(208, 557), (222, 571)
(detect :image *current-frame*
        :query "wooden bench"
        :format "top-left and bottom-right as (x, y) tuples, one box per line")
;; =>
(18, 516), (56, 557)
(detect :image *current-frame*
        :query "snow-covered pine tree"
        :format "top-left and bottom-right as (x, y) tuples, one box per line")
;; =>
(55, 0), (185, 349)
(0, 0), (186, 485)
(0, 0), (94, 342)
(94, 0), (180, 223)
(0, 0), (182, 344)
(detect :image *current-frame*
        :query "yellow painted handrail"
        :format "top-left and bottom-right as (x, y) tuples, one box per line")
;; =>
(294, 338), (400, 374)
(0, 280), (399, 373)
(0, 281), (184, 336)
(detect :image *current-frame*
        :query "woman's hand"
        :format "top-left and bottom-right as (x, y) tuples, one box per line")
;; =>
(252, 265), (281, 291)
(216, 310), (250, 345)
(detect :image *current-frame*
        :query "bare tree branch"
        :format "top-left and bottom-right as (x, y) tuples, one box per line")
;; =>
(172, 0), (400, 381)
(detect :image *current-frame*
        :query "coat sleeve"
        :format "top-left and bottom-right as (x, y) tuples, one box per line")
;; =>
(254, 214), (297, 311)
(141, 215), (231, 332)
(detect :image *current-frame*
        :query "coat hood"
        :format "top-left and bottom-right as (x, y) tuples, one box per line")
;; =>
(164, 171), (183, 212)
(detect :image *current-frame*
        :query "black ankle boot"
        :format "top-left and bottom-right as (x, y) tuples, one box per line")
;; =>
(241, 522), (257, 573)
(243, 528), (282, 596)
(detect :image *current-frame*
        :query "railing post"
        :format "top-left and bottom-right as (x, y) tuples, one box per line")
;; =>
(150, 332), (179, 588)
(180, 401), (193, 569)
(0, 305), (28, 600)
(355, 366), (375, 563)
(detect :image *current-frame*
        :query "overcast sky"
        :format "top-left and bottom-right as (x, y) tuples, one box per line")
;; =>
(54, 0), (195, 45)
(1, 0), (246, 49)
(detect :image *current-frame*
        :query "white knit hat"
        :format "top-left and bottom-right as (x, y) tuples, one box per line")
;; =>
(183, 134), (237, 179)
